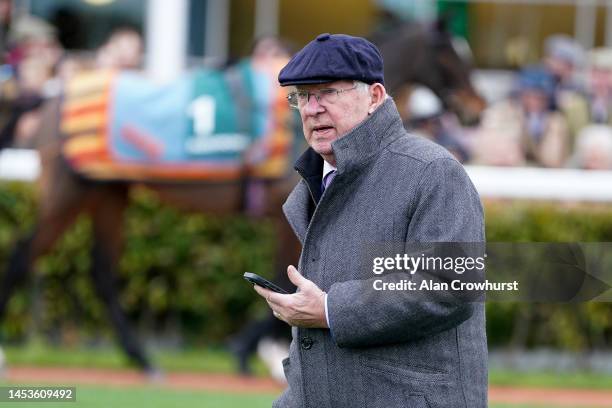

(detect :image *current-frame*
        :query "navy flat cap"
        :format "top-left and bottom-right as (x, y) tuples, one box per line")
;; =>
(278, 33), (384, 86)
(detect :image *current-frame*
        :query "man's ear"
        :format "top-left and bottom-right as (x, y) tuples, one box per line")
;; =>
(368, 83), (387, 114)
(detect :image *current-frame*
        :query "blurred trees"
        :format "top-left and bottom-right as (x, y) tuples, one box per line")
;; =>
(486, 202), (612, 350)
(0, 183), (275, 346)
(0, 182), (611, 350)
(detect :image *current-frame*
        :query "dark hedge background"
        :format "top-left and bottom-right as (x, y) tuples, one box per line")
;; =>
(0, 182), (610, 350)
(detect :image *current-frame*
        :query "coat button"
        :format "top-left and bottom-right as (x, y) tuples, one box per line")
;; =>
(300, 336), (314, 350)
(310, 246), (320, 262)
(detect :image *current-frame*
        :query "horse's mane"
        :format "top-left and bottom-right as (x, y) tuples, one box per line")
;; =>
(370, 20), (431, 95)
(368, 16), (426, 47)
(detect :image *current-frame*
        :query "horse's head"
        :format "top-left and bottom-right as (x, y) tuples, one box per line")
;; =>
(376, 20), (486, 126)
(423, 21), (485, 126)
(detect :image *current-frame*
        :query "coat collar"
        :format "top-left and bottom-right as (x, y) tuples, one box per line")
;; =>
(293, 97), (405, 179)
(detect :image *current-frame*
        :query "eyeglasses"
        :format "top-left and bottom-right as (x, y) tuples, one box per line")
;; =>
(287, 83), (360, 109)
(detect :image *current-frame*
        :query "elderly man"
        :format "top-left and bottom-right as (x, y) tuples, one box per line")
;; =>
(253, 33), (486, 408)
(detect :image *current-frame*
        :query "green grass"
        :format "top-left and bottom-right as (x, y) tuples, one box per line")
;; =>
(0, 383), (577, 408)
(2, 343), (611, 408)
(3, 342), (269, 376)
(489, 369), (612, 390)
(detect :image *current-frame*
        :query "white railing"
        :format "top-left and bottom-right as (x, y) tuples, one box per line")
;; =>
(1, 149), (612, 203)
(0, 149), (40, 181)
(465, 165), (612, 202)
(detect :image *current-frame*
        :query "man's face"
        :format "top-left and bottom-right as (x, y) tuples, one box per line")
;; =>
(545, 57), (573, 81)
(296, 80), (371, 157)
(520, 89), (548, 114)
(590, 68), (612, 94)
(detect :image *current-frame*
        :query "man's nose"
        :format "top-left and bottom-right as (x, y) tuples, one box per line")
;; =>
(302, 93), (325, 115)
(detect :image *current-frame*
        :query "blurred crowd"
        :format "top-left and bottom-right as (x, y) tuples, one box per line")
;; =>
(1, 5), (612, 171)
(405, 34), (612, 170)
(0, 5), (142, 148)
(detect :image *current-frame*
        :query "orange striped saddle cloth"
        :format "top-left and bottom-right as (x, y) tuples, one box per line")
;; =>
(61, 67), (295, 182)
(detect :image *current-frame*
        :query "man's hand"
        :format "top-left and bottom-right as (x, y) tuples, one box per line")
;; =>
(254, 265), (328, 329)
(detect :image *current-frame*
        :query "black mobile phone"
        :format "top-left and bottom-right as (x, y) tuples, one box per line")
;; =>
(243, 272), (289, 294)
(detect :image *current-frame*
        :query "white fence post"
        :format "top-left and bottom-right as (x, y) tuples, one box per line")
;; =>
(145, 0), (188, 82)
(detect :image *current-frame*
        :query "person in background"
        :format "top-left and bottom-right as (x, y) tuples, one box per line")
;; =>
(569, 124), (612, 170)
(404, 85), (470, 162)
(555, 47), (612, 151)
(472, 66), (569, 167)
(542, 35), (590, 144)
(5, 15), (61, 80)
(543, 34), (585, 97)
(0, 15), (62, 148)
(95, 27), (143, 70)
(585, 49), (612, 124)
(0, 26), (145, 150)
(0, 0), (11, 61)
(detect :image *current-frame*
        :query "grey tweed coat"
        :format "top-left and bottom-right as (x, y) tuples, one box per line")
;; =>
(276, 98), (487, 408)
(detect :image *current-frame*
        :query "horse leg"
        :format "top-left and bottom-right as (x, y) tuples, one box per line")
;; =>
(0, 194), (86, 376)
(88, 184), (156, 375)
(0, 233), (35, 319)
(0, 190), (87, 326)
(0, 95), (44, 149)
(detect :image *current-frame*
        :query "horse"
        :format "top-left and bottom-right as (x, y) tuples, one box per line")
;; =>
(0, 23), (485, 377)
(372, 17), (485, 126)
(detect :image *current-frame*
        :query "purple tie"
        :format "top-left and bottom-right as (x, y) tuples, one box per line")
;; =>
(322, 170), (337, 191)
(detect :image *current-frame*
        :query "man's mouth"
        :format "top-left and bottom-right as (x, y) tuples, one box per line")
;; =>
(312, 125), (334, 136)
